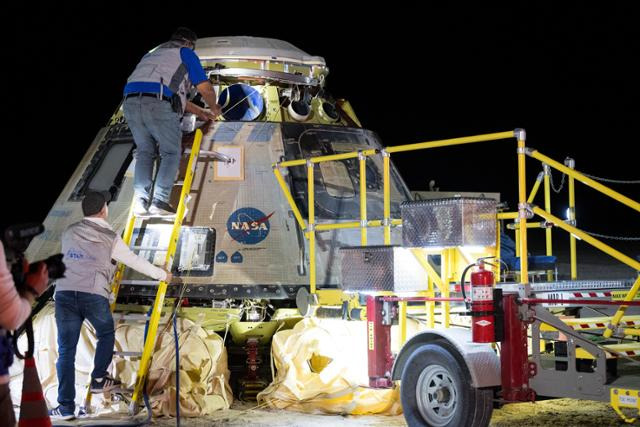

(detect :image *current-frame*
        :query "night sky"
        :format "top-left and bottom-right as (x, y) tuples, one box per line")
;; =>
(3, 4), (639, 245)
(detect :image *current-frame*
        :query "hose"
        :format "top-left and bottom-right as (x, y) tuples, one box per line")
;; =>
(459, 262), (477, 310)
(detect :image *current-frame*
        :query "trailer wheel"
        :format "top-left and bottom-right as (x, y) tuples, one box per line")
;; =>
(400, 342), (493, 427)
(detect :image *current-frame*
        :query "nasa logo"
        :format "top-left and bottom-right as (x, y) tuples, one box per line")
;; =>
(227, 207), (274, 245)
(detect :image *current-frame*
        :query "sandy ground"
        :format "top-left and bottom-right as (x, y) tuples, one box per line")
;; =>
(143, 398), (638, 427)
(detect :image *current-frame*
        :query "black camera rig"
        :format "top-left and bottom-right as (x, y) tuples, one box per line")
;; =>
(2, 223), (66, 347)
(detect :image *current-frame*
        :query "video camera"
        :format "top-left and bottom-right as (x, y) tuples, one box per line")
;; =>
(2, 223), (65, 295)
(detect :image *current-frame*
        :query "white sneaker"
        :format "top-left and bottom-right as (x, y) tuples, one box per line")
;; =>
(147, 199), (177, 218)
(133, 197), (149, 217)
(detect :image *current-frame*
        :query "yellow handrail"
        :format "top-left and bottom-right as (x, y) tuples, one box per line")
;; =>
(532, 206), (640, 338)
(527, 149), (640, 213)
(273, 167), (306, 231)
(385, 130), (515, 154)
(532, 207), (640, 271)
(527, 172), (543, 204)
(278, 148), (378, 167)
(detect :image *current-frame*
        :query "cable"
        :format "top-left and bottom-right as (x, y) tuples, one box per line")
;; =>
(579, 171), (640, 185)
(459, 262), (477, 309)
(582, 230), (640, 241)
(173, 313), (180, 427)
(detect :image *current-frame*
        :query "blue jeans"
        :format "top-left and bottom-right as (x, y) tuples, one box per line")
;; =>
(122, 96), (182, 203)
(55, 291), (114, 411)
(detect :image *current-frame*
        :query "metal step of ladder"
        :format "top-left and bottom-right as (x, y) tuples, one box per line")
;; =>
(81, 128), (205, 416)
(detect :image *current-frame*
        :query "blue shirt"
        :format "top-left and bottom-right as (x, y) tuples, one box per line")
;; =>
(123, 47), (208, 96)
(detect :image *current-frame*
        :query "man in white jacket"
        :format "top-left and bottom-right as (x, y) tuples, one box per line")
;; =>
(49, 191), (172, 420)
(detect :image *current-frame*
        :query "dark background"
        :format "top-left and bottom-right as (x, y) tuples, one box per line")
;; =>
(3, 3), (639, 246)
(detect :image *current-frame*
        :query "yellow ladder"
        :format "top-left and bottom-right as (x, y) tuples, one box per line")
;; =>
(81, 129), (204, 415)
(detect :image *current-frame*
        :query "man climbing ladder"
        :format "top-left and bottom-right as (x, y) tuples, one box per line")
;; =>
(49, 191), (173, 421)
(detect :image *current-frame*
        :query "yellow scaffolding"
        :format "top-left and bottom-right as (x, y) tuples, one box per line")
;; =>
(273, 130), (517, 347)
(273, 128), (640, 346)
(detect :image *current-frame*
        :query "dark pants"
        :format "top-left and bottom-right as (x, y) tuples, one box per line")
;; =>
(122, 96), (182, 204)
(55, 291), (114, 411)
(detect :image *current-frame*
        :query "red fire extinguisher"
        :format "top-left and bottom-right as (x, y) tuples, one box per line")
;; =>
(470, 261), (495, 343)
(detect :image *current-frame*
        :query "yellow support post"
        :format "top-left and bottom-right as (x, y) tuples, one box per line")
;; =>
(606, 276), (640, 339)
(516, 129), (529, 282)
(515, 225), (520, 257)
(566, 158), (578, 279)
(527, 149), (640, 213)
(315, 222), (360, 231)
(273, 166), (307, 232)
(543, 164), (554, 281)
(411, 249), (445, 290)
(495, 219), (501, 282)
(130, 128), (203, 411)
(527, 171), (543, 204)
(410, 248), (438, 329)
(307, 160), (316, 294)
(277, 149), (377, 168)
(610, 388), (640, 424)
(436, 249), (452, 328)
(382, 150), (391, 245)
(359, 152), (368, 246)
(427, 274), (435, 328)
(399, 301), (407, 344)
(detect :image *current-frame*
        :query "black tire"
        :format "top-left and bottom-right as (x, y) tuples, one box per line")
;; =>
(400, 342), (493, 427)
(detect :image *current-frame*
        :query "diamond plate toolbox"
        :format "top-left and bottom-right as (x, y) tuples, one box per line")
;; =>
(401, 198), (497, 248)
(340, 245), (428, 292)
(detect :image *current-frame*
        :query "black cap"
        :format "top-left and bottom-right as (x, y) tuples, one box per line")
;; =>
(170, 27), (197, 45)
(82, 191), (111, 216)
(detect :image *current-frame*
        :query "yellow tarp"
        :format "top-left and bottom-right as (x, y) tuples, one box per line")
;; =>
(257, 317), (402, 415)
(9, 304), (232, 417)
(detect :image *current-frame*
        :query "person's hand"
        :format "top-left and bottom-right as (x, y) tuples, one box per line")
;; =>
(25, 261), (48, 296)
(162, 269), (173, 284)
(210, 103), (223, 119)
(195, 108), (215, 121)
